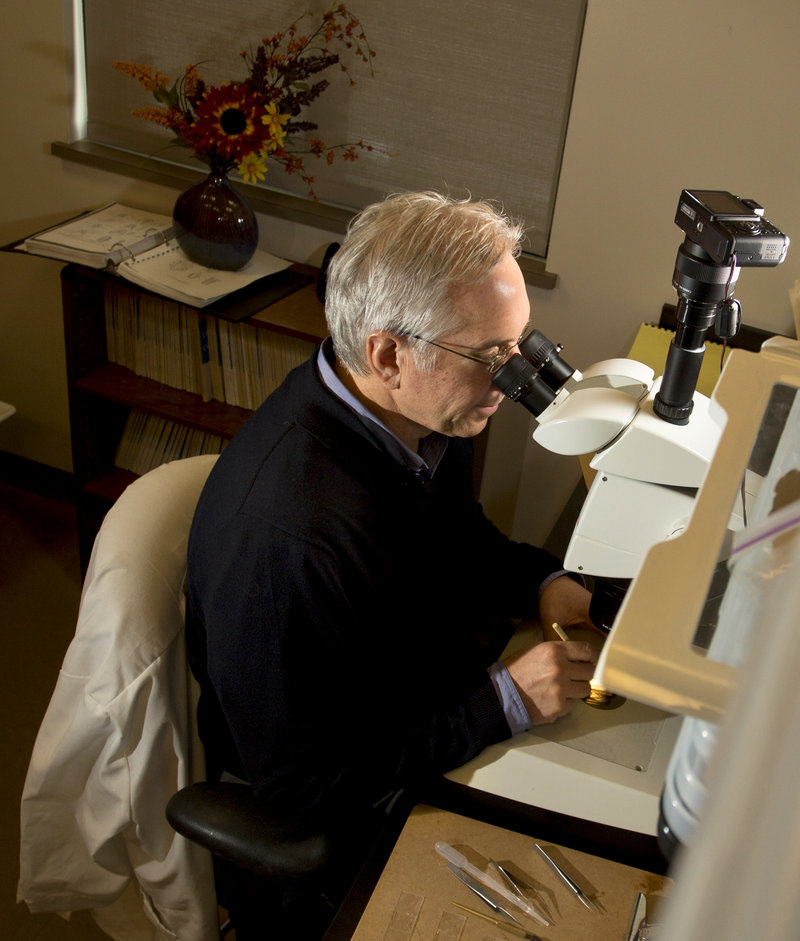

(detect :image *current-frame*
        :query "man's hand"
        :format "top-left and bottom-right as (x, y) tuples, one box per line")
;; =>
(539, 575), (594, 642)
(504, 639), (597, 725)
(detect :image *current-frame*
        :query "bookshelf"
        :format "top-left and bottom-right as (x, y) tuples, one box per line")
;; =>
(61, 262), (325, 571)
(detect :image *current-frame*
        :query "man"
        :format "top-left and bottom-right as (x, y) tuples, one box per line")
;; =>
(186, 191), (597, 837)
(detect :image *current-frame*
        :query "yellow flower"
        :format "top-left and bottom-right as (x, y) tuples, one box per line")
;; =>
(262, 101), (290, 150)
(237, 151), (269, 184)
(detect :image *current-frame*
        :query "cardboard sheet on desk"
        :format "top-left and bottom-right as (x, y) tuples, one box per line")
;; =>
(349, 805), (669, 941)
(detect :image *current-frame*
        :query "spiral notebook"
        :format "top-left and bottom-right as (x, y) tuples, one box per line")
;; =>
(115, 239), (293, 308)
(22, 203), (174, 268)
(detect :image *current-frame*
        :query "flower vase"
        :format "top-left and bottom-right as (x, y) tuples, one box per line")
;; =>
(172, 173), (258, 271)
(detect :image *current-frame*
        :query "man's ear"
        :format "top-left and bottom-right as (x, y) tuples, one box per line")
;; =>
(365, 332), (405, 389)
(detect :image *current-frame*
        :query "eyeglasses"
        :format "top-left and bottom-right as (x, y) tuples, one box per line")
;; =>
(411, 327), (530, 376)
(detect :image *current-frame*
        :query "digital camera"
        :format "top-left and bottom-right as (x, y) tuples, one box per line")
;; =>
(675, 189), (789, 267)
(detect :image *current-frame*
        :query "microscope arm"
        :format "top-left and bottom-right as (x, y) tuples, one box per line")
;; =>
(529, 360), (727, 582)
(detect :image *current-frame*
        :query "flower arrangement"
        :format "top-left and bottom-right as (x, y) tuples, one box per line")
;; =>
(113, 3), (375, 199)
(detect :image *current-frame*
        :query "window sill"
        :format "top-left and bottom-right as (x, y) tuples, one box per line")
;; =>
(51, 140), (557, 289)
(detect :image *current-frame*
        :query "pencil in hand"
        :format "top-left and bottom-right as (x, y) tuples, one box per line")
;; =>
(550, 622), (569, 641)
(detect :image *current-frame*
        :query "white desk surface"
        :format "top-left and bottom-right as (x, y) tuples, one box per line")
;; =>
(446, 626), (682, 836)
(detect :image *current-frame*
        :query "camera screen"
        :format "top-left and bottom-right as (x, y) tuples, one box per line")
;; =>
(694, 190), (753, 218)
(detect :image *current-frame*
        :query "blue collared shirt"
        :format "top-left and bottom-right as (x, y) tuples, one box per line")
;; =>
(316, 340), (532, 734)
(317, 338), (448, 478)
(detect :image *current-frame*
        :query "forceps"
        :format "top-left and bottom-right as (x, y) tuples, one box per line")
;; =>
(533, 843), (601, 914)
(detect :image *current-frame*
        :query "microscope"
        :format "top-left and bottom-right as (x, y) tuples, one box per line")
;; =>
(494, 189), (790, 857)
(492, 189), (790, 633)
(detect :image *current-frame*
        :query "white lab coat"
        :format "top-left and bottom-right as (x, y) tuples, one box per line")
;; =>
(18, 457), (220, 941)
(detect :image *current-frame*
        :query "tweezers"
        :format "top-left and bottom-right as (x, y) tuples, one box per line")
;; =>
(534, 843), (601, 914)
(490, 859), (551, 925)
(446, 862), (526, 929)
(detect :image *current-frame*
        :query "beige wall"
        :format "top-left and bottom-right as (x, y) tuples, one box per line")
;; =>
(487, 0), (800, 544)
(2, 1), (799, 544)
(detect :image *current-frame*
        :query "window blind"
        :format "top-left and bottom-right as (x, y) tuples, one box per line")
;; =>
(81, 0), (585, 262)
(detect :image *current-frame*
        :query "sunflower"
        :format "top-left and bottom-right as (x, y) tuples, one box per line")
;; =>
(186, 83), (272, 169)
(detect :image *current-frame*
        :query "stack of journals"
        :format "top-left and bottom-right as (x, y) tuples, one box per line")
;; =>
(114, 410), (226, 476)
(104, 282), (317, 409)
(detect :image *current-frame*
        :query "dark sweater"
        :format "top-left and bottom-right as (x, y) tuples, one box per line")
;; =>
(186, 353), (564, 821)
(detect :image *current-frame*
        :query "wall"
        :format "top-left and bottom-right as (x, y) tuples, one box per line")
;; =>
(489, 0), (800, 544)
(1, 1), (798, 546)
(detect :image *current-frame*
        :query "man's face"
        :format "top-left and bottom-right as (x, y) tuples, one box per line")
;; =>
(395, 251), (531, 443)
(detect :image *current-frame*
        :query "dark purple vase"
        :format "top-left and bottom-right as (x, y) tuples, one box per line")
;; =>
(172, 173), (258, 271)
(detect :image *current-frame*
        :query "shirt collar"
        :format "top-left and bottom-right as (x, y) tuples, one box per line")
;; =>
(317, 338), (448, 478)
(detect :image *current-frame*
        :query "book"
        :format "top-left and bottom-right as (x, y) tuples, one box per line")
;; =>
(22, 202), (313, 315)
(23, 203), (174, 268)
(115, 238), (303, 310)
(114, 408), (226, 476)
(103, 277), (317, 409)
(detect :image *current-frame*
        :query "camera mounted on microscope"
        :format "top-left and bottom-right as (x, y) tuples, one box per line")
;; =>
(492, 190), (789, 427)
(655, 189), (789, 424)
(674, 189), (788, 268)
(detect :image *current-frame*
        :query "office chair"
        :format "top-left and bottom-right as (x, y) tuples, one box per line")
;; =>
(19, 455), (332, 941)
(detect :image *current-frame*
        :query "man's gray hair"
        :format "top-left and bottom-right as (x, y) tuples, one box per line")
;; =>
(324, 191), (526, 375)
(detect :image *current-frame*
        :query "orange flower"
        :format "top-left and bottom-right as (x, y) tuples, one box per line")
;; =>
(113, 61), (171, 92)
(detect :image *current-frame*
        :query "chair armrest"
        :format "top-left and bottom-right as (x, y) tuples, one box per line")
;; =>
(166, 782), (330, 882)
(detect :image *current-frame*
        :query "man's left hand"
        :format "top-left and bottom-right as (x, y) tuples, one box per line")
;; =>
(539, 575), (594, 641)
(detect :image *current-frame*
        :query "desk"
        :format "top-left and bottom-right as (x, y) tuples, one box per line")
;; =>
(446, 625), (681, 836)
(345, 805), (669, 941)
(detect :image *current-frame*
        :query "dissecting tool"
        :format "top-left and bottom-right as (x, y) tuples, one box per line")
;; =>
(450, 901), (542, 941)
(533, 843), (601, 914)
(489, 859), (552, 924)
(445, 861), (550, 940)
(436, 841), (549, 926)
(627, 892), (648, 941)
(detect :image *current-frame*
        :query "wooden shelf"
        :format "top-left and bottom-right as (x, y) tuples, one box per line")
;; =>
(250, 280), (326, 342)
(82, 467), (138, 502)
(76, 363), (252, 439)
(62, 262), (325, 571)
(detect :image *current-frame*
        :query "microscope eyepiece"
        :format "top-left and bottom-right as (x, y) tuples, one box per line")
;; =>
(520, 330), (576, 392)
(492, 330), (576, 415)
(491, 354), (557, 416)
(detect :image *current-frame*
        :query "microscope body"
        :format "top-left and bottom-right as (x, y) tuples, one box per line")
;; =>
(492, 189), (789, 859)
(493, 189), (788, 625)
(532, 358), (727, 581)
